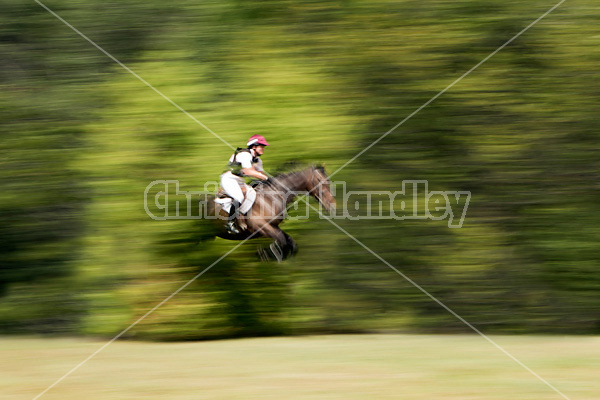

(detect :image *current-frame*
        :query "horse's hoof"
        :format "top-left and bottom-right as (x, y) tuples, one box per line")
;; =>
(257, 248), (270, 262)
(256, 243), (284, 262)
(270, 242), (284, 263)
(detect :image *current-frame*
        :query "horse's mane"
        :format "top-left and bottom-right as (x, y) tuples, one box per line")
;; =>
(271, 164), (325, 181)
(272, 169), (307, 180)
(249, 164), (326, 194)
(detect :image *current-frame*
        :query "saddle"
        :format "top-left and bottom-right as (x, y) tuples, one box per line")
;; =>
(216, 188), (229, 199)
(214, 189), (248, 234)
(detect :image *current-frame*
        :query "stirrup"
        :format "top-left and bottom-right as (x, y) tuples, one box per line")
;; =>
(226, 220), (240, 235)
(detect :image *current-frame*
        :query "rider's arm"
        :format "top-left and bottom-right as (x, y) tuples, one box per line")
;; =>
(242, 167), (268, 180)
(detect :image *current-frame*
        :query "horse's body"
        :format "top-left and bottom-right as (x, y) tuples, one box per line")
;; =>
(207, 166), (335, 261)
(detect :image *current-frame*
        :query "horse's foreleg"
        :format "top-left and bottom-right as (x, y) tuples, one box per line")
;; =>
(282, 231), (298, 257)
(269, 228), (297, 261)
(254, 223), (294, 262)
(266, 226), (287, 262)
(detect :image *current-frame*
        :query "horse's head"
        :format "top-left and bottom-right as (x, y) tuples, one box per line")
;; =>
(308, 165), (336, 214)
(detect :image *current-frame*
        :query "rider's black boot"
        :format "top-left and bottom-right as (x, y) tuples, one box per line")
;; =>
(226, 201), (241, 235)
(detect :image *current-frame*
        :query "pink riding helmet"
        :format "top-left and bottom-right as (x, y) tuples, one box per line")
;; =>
(247, 134), (269, 147)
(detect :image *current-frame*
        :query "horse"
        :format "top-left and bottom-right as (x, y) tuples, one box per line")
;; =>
(207, 166), (336, 261)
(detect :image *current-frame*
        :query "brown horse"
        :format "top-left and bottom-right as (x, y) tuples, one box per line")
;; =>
(208, 166), (336, 261)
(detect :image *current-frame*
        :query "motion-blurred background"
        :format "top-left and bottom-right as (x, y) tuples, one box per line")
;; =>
(1, 0), (598, 340)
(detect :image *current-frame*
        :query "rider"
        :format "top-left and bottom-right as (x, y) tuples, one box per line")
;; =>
(220, 134), (270, 234)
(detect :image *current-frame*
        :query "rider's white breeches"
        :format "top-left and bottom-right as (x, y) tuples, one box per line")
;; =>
(240, 187), (256, 214)
(220, 172), (256, 215)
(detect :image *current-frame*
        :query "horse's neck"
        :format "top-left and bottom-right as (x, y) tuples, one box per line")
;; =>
(276, 172), (310, 193)
(274, 172), (313, 203)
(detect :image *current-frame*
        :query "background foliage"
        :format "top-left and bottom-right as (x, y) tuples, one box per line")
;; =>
(1, 0), (599, 339)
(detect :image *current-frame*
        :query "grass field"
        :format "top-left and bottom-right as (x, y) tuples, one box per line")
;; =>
(2, 334), (598, 400)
